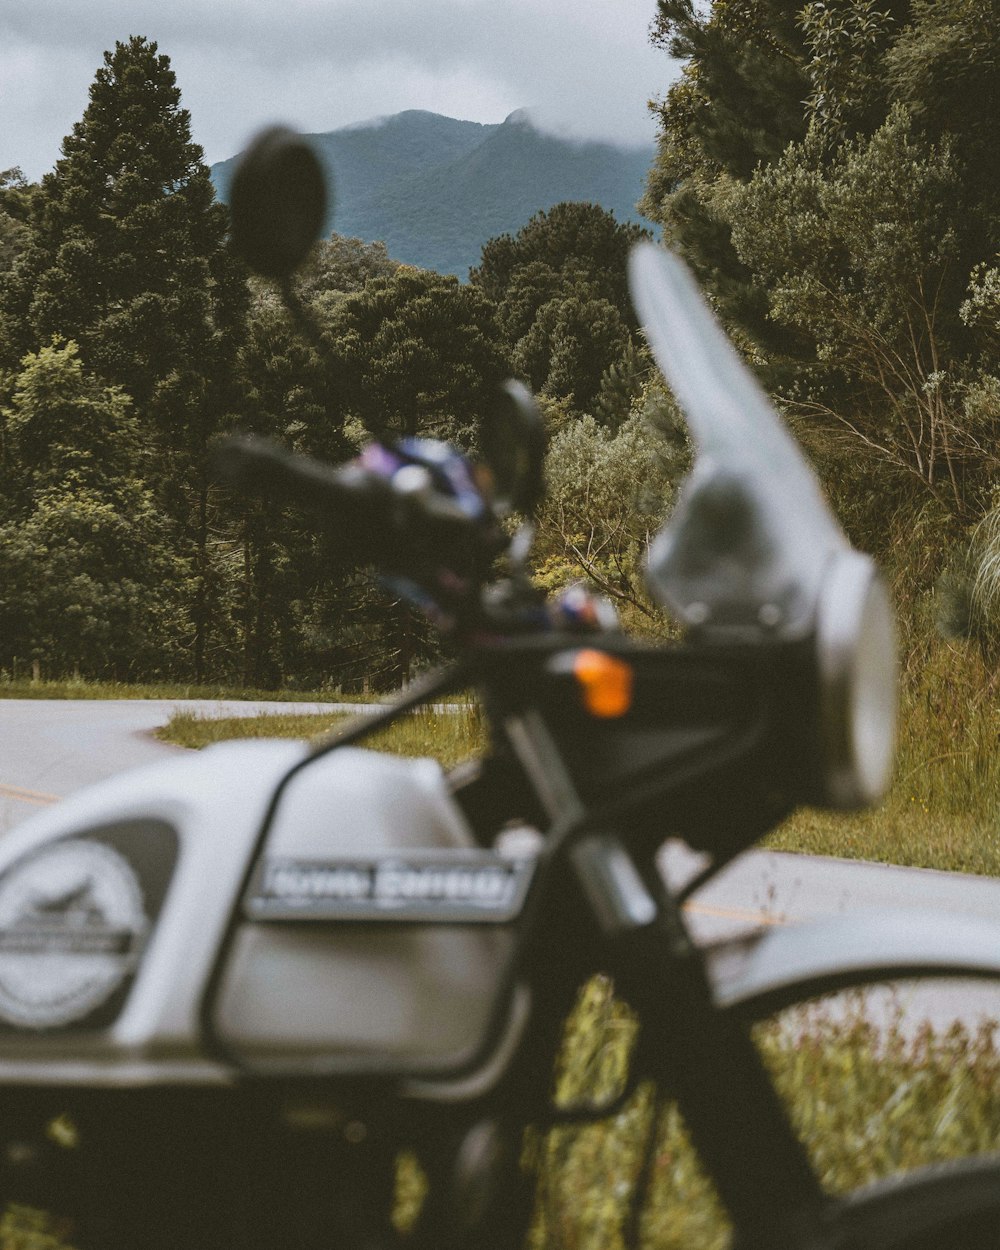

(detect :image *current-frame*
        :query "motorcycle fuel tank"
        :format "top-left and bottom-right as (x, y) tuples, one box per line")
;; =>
(0, 741), (524, 1087)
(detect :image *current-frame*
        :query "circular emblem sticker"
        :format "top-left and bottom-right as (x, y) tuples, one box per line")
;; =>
(0, 839), (148, 1029)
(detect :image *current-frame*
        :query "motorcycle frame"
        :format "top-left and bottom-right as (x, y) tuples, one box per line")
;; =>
(184, 639), (1000, 1250)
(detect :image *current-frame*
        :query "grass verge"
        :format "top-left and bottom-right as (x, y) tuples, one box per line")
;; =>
(156, 705), (487, 771)
(768, 806), (1000, 876)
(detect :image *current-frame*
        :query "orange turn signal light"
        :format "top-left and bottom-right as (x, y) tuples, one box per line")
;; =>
(572, 649), (634, 719)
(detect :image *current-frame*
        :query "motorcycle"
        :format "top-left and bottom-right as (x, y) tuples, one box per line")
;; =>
(1, 128), (1000, 1249)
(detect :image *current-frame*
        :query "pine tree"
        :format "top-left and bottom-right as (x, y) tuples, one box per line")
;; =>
(472, 203), (647, 418)
(328, 267), (509, 448)
(0, 37), (249, 680)
(2, 37), (245, 397)
(472, 202), (647, 328)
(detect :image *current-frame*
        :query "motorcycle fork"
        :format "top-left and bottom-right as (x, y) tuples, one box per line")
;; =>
(576, 836), (832, 1250)
(498, 713), (832, 1247)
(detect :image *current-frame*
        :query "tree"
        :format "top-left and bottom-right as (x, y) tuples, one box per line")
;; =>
(889, 0), (1000, 175)
(643, 0), (1000, 525)
(641, 0), (914, 349)
(473, 203), (648, 416)
(0, 341), (184, 678)
(532, 410), (679, 631)
(228, 285), (358, 689)
(1, 38), (245, 400)
(640, 0), (813, 344)
(328, 267), (509, 447)
(592, 338), (653, 432)
(726, 107), (988, 513)
(0, 168), (32, 275)
(296, 233), (401, 308)
(512, 293), (632, 411)
(491, 260), (568, 350)
(648, 0), (812, 180)
(0, 37), (249, 680)
(298, 267), (511, 688)
(472, 202), (646, 327)
(800, 0), (900, 147)
(4, 337), (150, 481)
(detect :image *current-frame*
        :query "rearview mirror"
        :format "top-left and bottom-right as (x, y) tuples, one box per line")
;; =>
(228, 127), (329, 280)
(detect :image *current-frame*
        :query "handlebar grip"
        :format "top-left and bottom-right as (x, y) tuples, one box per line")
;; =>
(212, 435), (383, 519)
(212, 435), (497, 582)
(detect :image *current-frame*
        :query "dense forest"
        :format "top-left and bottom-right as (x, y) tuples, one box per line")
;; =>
(1, 6), (999, 705)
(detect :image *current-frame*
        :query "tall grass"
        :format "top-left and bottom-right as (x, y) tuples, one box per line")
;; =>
(0, 1205), (74, 1250)
(770, 626), (1000, 874)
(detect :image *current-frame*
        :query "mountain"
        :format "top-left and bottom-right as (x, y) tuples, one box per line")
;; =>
(211, 109), (655, 279)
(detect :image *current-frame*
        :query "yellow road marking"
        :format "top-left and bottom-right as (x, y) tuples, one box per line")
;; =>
(684, 901), (787, 927)
(0, 783), (60, 807)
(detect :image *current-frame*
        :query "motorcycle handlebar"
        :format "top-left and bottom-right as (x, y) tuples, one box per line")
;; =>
(213, 435), (386, 525)
(212, 434), (501, 580)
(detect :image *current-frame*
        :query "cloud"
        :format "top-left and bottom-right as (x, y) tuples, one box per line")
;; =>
(1, 1), (676, 180)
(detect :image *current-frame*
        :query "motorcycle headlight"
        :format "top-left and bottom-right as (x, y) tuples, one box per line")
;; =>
(815, 552), (898, 809)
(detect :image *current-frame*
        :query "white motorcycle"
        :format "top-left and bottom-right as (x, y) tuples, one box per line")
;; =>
(1, 129), (999, 1249)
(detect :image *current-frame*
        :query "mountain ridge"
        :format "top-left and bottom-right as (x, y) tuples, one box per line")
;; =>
(210, 109), (654, 278)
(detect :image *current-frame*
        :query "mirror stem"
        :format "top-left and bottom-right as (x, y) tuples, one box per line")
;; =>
(279, 276), (329, 358)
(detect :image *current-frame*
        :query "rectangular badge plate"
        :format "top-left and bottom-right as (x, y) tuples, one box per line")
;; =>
(244, 851), (536, 924)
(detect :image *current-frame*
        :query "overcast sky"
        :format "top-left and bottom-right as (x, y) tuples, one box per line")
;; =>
(2, 1), (676, 182)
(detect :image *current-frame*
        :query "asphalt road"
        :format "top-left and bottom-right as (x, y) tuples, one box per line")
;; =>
(0, 697), (360, 833)
(3, 697), (1000, 1033)
(663, 841), (1000, 1035)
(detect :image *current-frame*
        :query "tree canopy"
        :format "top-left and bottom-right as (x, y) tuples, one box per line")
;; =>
(471, 202), (651, 421)
(0, 342), (183, 678)
(1, 37), (245, 403)
(643, 0), (1000, 521)
(638, 0), (1000, 668)
(0, 37), (253, 681)
(327, 267), (510, 447)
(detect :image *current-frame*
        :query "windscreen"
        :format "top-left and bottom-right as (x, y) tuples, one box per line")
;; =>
(628, 243), (848, 641)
